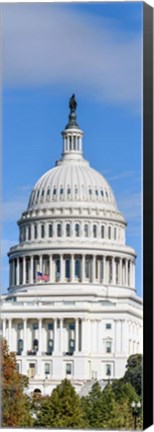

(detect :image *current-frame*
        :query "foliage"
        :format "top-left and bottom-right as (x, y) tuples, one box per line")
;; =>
(123, 354), (142, 396)
(1, 338), (33, 427)
(34, 379), (87, 428)
(80, 380), (142, 430)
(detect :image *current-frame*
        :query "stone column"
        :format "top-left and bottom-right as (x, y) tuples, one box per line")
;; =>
(92, 256), (96, 283)
(39, 255), (43, 273)
(8, 319), (12, 351)
(38, 319), (42, 354)
(75, 318), (79, 352)
(122, 320), (128, 354)
(81, 255), (85, 282)
(60, 319), (63, 352)
(60, 255), (64, 282)
(2, 319), (6, 337)
(131, 261), (133, 287)
(119, 258), (122, 285)
(101, 256), (104, 283)
(12, 260), (15, 286)
(23, 257), (26, 284)
(71, 255), (74, 282)
(23, 319), (27, 354)
(54, 319), (58, 352)
(49, 255), (52, 282)
(133, 261), (135, 288)
(17, 258), (20, 285)
(103, 256), (106, 283)
(9, 261), (11, 287)
(30, 256), (33, 283)
(112, 257), (115, 285)
(125, 259), (128, 286)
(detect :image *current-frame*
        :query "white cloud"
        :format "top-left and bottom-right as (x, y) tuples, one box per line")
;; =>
(118, 192), (141, 222)
(2, 4), (142, 109)
(109, 171), (135, 181)
(2, 196), (28, 222)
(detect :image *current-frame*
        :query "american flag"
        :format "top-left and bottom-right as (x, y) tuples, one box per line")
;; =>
(37, 272), (49, 282)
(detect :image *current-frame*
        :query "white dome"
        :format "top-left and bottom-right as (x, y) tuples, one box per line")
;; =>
(27, 158), (117, 211)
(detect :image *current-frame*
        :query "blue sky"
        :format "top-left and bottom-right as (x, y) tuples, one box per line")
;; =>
(2, 2), (143, 296)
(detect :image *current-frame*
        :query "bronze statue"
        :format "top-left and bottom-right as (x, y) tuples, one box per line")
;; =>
(69, 94), (77, 113)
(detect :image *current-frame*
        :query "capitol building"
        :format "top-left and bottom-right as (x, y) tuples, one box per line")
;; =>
(1, 96), (143, 395)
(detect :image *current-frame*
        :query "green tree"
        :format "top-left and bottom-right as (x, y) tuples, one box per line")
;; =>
(123, 354), (142, 396)
(34, 379), (87, 428)
(1, 337), (33, 427)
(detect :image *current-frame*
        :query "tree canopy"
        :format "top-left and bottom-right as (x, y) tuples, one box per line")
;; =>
(123, 354), (142, 396)
(1, 337), (32, 427)
(34, 379), (87, 428)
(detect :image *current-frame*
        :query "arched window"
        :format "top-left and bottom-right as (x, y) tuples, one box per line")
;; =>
(47, 188), (50, 197)
(65, 258), (70, 279)
(84, 224), (88, 237)
(49, 224), (53, 238)
(66, 224), (71, 237)
(75, 223), (80, 237)
(28, 226), (31, 240)
(41, 224), (45, 238)
(108, 226), (111, 239)
(93, 225), (97, 238)
(114, 227), (116, 240)
(75, 259), (80, 279)
(57, 224), (62, 237)
(101, 225), (105, 239)
(41, 190), (44, 197)
(33, 339), (39, 351)
(17, 339), (23, 353)
(53, 188), (57, 195)
(34, 225), (37, 239)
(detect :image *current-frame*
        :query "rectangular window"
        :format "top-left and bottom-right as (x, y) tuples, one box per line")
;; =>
(108, 226), (111, 239)
(18, 322), (23, 330)
(106, 364), (111, 376)
(66, 363), (72, 375)
(49, 224), (53, 238)
(69, 322), (75, 330)
(45, 363), (50, 375)
(29, 363), (35, 378)
(114, 227), (116, 240)
(106, 341), (112, 353)
(48, 323), (53, 330)
(33, 323), (38, 330)
(106, 323), (112, 329)
(41, 225), (45, 238)
(16, 363), (20, 373)
(65, 259), (70, 279)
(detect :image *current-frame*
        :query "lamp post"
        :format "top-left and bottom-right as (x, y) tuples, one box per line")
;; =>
(131, 401), (141, 430)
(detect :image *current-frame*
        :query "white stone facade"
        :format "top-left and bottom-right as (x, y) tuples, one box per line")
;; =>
(1, 97), (143, 395)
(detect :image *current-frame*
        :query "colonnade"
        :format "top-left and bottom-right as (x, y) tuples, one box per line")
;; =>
(2, 317), (140, 357)
(9, 254), (135, 288)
